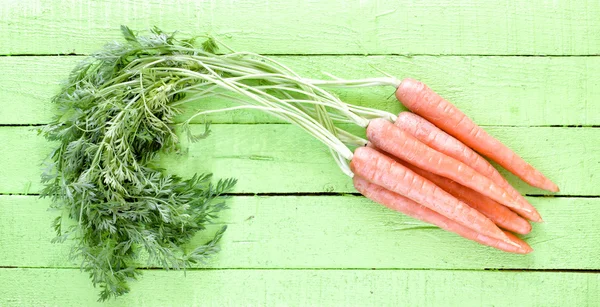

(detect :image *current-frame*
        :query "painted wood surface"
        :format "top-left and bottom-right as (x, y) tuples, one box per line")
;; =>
(1, 125), (597, 195)
(1, 195), (598, 269)
(1, 269), (598, 307)
(1, 0), (600, 55)
(1, 0), (598, 305)
(1, 56), (599, 126)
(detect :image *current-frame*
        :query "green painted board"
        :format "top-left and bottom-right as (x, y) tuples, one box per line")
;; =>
(2, 0), (599, 305)
(2, 55), (599, 126)
(1, 268), (598, 307)
(1, 195), (598, 270)
(1, 0), (600, 55)
(1, 125), (597, 195)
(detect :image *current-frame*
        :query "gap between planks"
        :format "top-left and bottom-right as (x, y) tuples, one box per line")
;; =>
(4, 53), (600, 57)
(2, 123), (599, 128)
(0, 266), (598, 273)
(2, 192), (599, 198)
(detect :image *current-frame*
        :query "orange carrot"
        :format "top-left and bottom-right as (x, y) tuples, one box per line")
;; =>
(394, 111), (542, 222)
(398, 160), (532, 235)
(395, 78), (559, 192)
(366, 141), (531, 234)
(350, 146), (512, 243)
(366, 118), (523, 213)
(353, 176), (532, 254)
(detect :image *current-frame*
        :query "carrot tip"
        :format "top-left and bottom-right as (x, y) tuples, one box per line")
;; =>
(521, 245), (534, 254)
(505, 239), (522, 249)
(517, 204), (533, 213)
(513, 224), (533, 235)
(530, 212), (544, 223)
(546, 181), (560, 193)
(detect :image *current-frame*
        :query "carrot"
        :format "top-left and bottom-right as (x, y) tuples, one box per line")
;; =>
(394, 78), (559, 192)
(366, 118), (523, 213)
(366, 141), (531, 234)
(397, 160), (532, 234)
(350, 146), (513, 243)
(353, 176), (532, 254)
(394, 111), (542, 222)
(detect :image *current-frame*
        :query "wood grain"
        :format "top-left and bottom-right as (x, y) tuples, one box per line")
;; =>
(2, 0), (598, 304)
(1, 268), (598, 306)
(0, 125), (596, 195)
(1, 0), (599, 55)
(1, 195), (598, 269)
(1, 55), (599, 126)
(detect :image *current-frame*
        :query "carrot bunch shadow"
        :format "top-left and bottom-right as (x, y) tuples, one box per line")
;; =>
(351, 79), (559, 254)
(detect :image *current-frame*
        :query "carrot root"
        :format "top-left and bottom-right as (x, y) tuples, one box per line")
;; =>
(400, 161), (532, 235)
(394, 111), (542, 222)
(366, 118), (522, 212)
(395, 78), (559, 193)
(353, 176), (532, 254)
(350, 146), (512, 244)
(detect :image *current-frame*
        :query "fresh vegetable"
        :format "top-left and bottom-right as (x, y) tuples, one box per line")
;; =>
(353, 176), (532, 254)
(350, 146), (512, 243)
(397, 159), (532, 235)
(394, 78), (559, 192)
(366, 118), (521, 211)
(394, 111), (541, 222)
(42, 26), (553, 300)
(41, 26), (398, 301)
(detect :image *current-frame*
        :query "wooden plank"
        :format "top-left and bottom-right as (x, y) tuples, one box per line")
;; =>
(2, 195), (599, 269)
(1, 1), (600, 55)
(0, 268), (598, 306)
(0, 57), (73, 125)
(0, 125), (597, 195)
(2, 55), (600, 126)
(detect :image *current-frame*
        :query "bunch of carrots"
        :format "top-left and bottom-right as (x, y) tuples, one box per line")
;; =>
(44, 26), (560, 301)
(352, 78), (559, 254)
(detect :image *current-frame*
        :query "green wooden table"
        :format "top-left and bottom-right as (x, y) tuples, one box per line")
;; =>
(1, 1), (599, 306)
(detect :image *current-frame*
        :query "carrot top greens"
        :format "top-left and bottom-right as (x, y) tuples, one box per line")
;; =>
(40, 26), (240, 301)
(40, 26), (397, 301)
